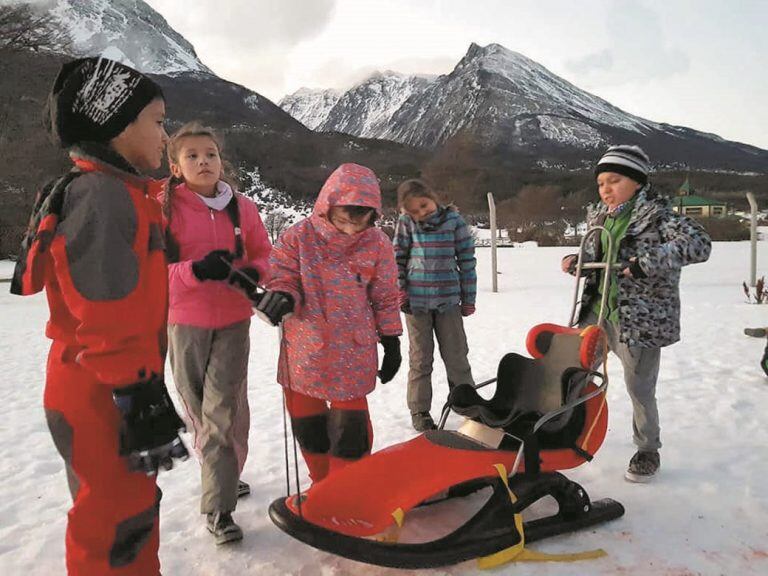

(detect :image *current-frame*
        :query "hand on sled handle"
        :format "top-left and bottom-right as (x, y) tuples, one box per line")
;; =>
(621, 257), (647, 279)
(192, 249), (235, 281)
(561, 255), (578, 275)
(112, 374), (189, 476)
(378, 335), (402, 383)
(255, 290), (294, 326)
(228, 266), (260, 300)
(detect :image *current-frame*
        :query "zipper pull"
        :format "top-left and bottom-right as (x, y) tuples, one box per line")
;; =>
(210, 209), (215, 221)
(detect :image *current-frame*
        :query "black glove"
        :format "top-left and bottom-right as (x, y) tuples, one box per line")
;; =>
(378, 335), (402, 383)
(192, 249), (234, 281)
(627, 258), (647, 279)
(228, 267), (260, 300)
(255, 290), (294, 325)
(112, 374), (189, 476)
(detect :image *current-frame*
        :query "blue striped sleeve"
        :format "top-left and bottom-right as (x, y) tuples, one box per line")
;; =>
(393, 215), (412, 290)
(453, 214), (477, 305)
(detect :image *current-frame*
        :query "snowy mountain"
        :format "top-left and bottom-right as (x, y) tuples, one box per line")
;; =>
(36, 0), (212, 75)
(281, 43), (768, 171)
(383, 42), (644, 150)
(281, 72), (434, 138)
(279, 87), (341, 130)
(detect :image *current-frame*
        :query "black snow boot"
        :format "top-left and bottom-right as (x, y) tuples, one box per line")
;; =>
(625, 450), (660, 483)
(206, 512), (243, 545)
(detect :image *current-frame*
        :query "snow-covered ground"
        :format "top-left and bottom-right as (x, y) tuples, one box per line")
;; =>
(1, 242), (767, 575)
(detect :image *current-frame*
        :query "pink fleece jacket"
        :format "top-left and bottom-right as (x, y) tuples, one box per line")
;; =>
(161, 182), (272, 329)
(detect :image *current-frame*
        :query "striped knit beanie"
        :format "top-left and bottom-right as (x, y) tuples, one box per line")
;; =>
(594, 144), (650, 186)
(45, 57), (163, 148)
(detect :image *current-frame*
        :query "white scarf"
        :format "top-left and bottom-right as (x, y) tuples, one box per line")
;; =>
(195, 181), (233, 211)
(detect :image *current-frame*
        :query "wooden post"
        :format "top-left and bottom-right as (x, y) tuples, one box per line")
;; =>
(488, 192), (498, 293)
(747, 191), (757, 287)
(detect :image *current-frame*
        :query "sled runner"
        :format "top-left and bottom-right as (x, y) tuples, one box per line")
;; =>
(267, 227), (626, 568)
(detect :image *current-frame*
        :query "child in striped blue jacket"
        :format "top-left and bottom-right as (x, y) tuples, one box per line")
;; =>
(393, 179), (477, 431)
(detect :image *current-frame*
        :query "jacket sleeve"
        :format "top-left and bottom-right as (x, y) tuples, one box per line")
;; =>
(369, 235), (403, 337)
(168, 259), (199, 289)
(265, 225), (303, 313)
(52, 173), (162, 387)
(393, 215), (411, 291)
(238, 195), (272, 284)
(454, 214), (477, 306)
(637, 211), (712, 275)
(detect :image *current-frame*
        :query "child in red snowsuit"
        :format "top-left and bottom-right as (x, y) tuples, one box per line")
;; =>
(11, 57), (187, 575)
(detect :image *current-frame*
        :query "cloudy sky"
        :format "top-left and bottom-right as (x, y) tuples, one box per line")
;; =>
(144, 0), (768, 149)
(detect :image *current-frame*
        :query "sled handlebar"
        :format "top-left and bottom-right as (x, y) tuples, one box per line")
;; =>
(568, 226), (618, 329)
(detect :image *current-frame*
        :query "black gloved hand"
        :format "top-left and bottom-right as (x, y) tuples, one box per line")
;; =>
(228, 267), (260, 301)
(192, 249), (234, 281)
(112, 373), (189, 476)
(378, 335), (402, 383)
(627, 258), (647, 279)
(255, 290), (294, 326)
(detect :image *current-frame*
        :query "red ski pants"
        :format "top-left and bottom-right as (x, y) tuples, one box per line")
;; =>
(284, 389), (373, 483)
(44, 342), (161, 575)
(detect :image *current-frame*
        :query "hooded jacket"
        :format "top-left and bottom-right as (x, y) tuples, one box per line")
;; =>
(267, 163), (402, 401)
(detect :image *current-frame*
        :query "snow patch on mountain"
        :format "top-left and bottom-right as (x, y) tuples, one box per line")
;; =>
(45, 0), (211, 75)
(465, 43), (654, 134)
(538, 115), (603, 148)
(319, 71), (435, 138)
(241, 167), (310, 221)
(241, 166), (311, 243)
(279, 88), (341, 130)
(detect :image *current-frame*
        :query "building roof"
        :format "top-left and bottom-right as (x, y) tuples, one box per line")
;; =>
(673, 194), (726, 207)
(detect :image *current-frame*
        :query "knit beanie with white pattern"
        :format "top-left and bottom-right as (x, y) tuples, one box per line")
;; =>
(45, 57), (163, 148)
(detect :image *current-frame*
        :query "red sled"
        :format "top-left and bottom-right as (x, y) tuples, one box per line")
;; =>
(269, 322), (625, 568)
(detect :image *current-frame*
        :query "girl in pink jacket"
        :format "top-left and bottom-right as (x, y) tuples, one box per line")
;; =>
(161, 122), (271, 544)
(259, 163), (402, 484)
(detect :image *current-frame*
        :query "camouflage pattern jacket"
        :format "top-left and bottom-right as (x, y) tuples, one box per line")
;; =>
(577, 185), (711, 348)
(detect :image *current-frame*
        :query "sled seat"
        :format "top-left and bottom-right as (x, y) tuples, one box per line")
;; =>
(448, 323), (606, 467)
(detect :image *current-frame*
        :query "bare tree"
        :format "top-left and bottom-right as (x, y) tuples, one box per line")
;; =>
(263, 210), (292, 244)
(498, 185), (562, 236)
(0, 3), (71, 53)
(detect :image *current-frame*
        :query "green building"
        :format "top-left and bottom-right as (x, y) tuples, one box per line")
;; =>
(672, 177), (727, 217)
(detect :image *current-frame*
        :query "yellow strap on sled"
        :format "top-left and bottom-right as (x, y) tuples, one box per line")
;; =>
(477, 464), (607, 569)
(374, 507), (406, 543)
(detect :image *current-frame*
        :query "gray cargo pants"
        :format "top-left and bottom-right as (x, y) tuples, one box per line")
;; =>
(583, 312), (662, 451)
(169, 320), (250, 514)
(405, 305), (474, 414)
